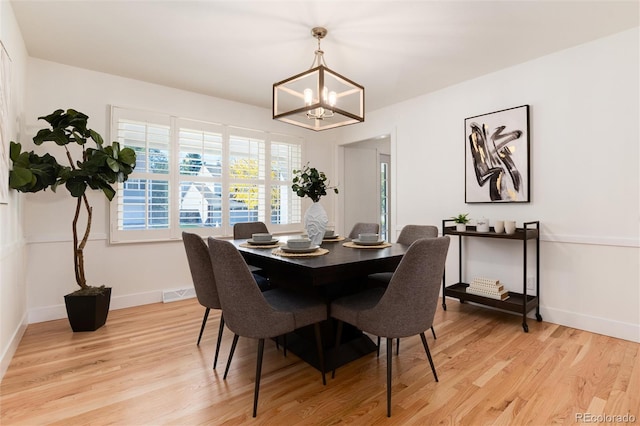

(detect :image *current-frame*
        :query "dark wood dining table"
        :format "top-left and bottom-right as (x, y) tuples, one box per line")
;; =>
(231, 234), (410, 370)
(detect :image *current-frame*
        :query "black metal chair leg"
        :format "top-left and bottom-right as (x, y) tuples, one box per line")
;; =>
(314, 323), (326, 385)
(197, 308), (210, 345)
(213, 314), (225, 369)
(253, 339), (265, 418)
(387, 337), (392, 417)
(377, 336), (401, 357)
(332, 320), (343, 379)
(420, 332), (438, 382)
(283, 333), (287, 357)
(223, 334), (239, 380)
(431, 326), (437, 339)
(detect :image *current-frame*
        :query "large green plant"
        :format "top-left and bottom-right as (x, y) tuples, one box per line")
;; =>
(291, 163), (338, 203)
(9, 109), (136, 293)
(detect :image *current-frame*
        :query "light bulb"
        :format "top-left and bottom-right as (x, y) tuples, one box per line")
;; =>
(328, 91), (337, 107)
(304, 88), (313, 106)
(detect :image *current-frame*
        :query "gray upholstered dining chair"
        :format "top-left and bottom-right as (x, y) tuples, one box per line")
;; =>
(348, 222), (380, 239)
(233, 221), (269, 239)
(182, 232), (226, 370)
(207, 237), (328, 417)
(368, 224), (440, 353)
(232, 221), (271, 290)
(330, 236), (450, 417)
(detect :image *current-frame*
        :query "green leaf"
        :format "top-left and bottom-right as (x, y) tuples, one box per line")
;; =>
(90, 130), (104, 147)
(66, 179), (87, 198)
(9, 141), (21, 161)
(101, 184), (116, 201)
(9, 167), (33, 188)
(119, 147), (136, 166)
(106, 157), (119, 172)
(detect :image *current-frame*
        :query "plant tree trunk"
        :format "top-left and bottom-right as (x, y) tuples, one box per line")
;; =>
(72, 194), (92, 289)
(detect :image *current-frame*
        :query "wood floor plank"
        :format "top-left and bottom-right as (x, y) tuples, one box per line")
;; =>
(1, 298), (638, 425)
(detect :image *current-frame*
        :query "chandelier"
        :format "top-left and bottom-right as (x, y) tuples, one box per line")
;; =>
(273, 27), (365, 131)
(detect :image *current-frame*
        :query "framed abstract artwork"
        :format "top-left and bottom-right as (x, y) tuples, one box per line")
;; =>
(465, 105), (530, 203)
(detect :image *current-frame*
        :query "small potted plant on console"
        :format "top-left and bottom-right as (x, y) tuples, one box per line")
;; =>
(451, 213), (470, 232)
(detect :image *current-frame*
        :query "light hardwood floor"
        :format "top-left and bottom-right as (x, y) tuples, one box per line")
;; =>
(1, 298), (638, 425)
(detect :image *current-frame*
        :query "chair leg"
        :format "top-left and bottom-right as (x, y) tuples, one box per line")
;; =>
(283, 333), (287, 357)
(396, 338), (400, 355)
(313, 323), (326, 385)
(197, 308), (210, 345)
(431, 325), (437, 339)
(420, 332), (438, 382)
(332, 320), (344, 379)
(386, 337), (393, 417)
(213, 314), (225, 370)
(223, 334), (239, 380)
(253, 339), (265, 418)
(377, 336), (381, 357)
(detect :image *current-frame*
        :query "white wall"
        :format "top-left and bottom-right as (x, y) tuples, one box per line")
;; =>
(343, 145), (379, 235)
(338, 28), (640, 342)
(21, 58), (331, 323)
(0, 0), (28, 378)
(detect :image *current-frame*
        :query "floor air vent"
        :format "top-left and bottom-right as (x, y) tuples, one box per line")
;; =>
(162, 288), (196, 303)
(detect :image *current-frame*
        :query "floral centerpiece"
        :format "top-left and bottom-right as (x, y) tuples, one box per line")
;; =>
(291, 163), (338, 245)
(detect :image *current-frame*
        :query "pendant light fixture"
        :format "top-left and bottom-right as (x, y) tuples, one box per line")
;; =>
(273, 27), (365, 131)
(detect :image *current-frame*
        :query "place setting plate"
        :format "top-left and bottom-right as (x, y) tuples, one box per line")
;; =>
(344, 239), (393, 249)
(246, 238), (279, 245)
(280, 245), (321, 254)
(351, 239), (385, 246)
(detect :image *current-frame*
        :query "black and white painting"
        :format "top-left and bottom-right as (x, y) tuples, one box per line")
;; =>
(465, 105), (530, 203)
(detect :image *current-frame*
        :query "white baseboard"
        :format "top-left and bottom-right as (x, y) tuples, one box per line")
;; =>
(0, 312), (28, 382)
(24, 291), (640, 344)
(540, 306), (639, 343)
(28, 290), (165, 324)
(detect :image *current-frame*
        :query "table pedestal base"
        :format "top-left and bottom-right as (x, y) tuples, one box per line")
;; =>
(278, 321), (377, 372)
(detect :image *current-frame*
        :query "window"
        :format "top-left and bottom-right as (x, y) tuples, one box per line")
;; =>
(110, 107), (303, 242)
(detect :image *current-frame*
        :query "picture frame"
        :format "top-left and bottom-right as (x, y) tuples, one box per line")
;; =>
(0, 40), (11, 204)
(465, 104), (530, 203)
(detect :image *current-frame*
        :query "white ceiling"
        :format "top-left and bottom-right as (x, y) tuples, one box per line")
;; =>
(10, 1), (639, 113)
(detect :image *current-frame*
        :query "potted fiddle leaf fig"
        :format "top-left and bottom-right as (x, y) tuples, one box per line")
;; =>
(9, 108), (136, 331)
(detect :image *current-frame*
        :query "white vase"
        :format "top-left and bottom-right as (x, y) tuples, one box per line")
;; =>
(304, 202), (328, 246)
(456, 223), (467, 232)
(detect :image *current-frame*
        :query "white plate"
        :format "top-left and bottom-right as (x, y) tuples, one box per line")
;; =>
(352, 239), (386, 246)
(280, 245), (320, 253)
(247, 239), (279, 245)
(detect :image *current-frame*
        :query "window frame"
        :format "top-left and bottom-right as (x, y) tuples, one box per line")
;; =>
(109, 106), (305, 243)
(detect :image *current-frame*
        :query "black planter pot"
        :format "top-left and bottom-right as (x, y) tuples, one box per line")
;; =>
(64, 287), (112, 332)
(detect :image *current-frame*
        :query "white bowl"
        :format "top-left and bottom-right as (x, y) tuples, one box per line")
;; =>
(287, 238), (312, 249)
(358, 233), (379, 242)
(252, 233), (272, 242)
(324, 230), (335, 238)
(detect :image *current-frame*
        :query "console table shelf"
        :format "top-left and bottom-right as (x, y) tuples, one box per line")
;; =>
(442, 220), (542, 332)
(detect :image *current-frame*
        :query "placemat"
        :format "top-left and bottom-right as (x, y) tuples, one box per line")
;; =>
(272, 247), (329, 257)
(240, 242), (283, 249)
(322, 236), (346, 242)
(343, 241), (392, 249)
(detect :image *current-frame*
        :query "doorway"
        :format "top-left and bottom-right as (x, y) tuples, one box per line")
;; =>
(341, 135), (391, 240)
